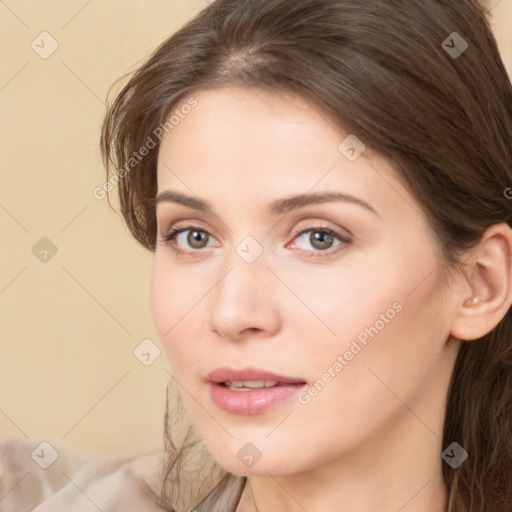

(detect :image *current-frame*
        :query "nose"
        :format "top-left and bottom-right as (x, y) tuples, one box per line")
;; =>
(208, 252), (282, 342)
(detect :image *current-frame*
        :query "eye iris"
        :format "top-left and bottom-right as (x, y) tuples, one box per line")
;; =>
(311, 231), (333, 250)
(188, 230), (208, 249)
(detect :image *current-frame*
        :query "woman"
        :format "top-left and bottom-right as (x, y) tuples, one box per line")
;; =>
(2, 0), (512, 511)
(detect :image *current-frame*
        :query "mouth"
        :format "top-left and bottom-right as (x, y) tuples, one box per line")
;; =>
(221, 380), (291, 391)
(206, 367), (307, 415)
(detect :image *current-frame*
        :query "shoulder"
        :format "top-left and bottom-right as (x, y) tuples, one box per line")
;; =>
(0, 436), (167, 512)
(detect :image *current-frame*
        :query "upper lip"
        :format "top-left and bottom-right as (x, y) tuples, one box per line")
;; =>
(206, 366), (306, 385)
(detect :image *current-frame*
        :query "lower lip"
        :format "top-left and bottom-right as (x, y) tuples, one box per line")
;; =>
(209, 382), (306, 415)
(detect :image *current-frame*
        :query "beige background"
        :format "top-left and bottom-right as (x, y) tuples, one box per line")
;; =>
(1, 0), (511, 455)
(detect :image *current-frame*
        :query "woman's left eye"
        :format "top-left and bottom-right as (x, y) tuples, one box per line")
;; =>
(159, 225), (352, 256)
(288, 227), (352, 256)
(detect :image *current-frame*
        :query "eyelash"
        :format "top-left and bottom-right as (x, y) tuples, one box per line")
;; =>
(159, 224), (352, 258)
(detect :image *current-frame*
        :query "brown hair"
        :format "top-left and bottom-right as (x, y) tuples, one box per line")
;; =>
(101, 1), (512, 510)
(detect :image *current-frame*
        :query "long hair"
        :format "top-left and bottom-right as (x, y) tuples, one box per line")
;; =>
(100, 1), (512, 510)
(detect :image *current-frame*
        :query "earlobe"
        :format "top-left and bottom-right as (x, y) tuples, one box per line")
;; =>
(450, 223), (512, 342)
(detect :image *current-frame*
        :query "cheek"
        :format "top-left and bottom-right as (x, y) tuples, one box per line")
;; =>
(150, 254), (185, 365)
(273, 256), (399, 376)
(291, 243), (447, 404)
(150, 253), (209, 374)
(150, 255), (168, 344)
(305, 263), (448, 431)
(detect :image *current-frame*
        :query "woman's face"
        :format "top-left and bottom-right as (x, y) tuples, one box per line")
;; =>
(151, 86), (461, 476)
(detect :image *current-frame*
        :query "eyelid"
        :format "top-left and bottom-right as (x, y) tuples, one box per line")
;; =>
(289, 219), (352, 240)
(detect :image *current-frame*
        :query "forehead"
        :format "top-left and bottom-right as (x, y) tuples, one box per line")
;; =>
(155, 86), (417, 224)
(157, 87), (351, 183)
(157, 86), (342, 166)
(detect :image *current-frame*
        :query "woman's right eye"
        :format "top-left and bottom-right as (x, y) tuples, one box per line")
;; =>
(159, 225), (217, 254)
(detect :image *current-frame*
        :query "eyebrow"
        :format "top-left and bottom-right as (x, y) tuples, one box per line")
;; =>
(155, 190), (380, 217)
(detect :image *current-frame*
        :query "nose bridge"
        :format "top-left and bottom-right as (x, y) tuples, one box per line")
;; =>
(216, 240), (270, 306)
(208, 237), (280, 338)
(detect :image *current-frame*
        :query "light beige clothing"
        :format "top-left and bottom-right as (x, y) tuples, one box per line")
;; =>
(0, 436), (246, 512)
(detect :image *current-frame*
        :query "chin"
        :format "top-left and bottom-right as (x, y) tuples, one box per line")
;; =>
(202, 438), (302, 477)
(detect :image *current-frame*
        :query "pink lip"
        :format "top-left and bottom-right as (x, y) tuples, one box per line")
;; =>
(206, 367), (305, 385)
(206, 366), (307, 415)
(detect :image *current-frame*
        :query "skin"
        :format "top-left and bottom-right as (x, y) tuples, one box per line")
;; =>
(151, 86), (512, 512)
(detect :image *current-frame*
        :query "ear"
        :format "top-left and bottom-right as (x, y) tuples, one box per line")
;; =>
(450, 223), (512, 341)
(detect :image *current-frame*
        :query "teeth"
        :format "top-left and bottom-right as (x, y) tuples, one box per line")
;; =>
(224, 380), (279, 391)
